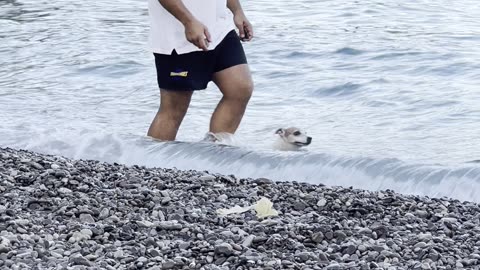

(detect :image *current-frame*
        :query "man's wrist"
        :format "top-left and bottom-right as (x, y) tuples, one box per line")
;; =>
(181, 16), (195, 27)
(232, 9), (245, 17)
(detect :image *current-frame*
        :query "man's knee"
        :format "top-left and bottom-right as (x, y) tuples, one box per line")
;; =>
(225, 80), (254, 102)
(242, 80), (254, 98)
(158, 101), (190, 126)
(160, 103), (189, 121)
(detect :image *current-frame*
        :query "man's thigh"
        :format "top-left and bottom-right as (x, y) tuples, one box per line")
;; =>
(212, 64), (253, 98)
(160, 89), (193, 112)
(211, 30), (252, 96)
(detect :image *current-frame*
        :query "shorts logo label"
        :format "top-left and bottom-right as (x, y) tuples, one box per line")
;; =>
(170, 71), (188, 77)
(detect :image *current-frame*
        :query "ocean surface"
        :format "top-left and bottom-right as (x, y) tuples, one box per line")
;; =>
(1, 0), (480, 202)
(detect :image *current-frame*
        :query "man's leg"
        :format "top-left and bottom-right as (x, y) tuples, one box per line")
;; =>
(147, 89), (193, 141)
(210, 64), (253, 134)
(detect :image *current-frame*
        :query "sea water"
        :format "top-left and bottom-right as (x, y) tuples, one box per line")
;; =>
(1, 0), (479, 202)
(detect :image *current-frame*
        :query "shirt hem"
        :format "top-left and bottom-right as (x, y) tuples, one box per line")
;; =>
(149, 26), (235, 55)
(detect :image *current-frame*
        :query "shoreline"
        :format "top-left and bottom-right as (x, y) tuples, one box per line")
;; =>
(1, 147), (479, 269)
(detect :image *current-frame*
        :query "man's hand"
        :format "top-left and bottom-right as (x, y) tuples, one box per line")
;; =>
(185, 19), (212, 51)
(158, 0), (212, 51)
(234, 12), (253, 42)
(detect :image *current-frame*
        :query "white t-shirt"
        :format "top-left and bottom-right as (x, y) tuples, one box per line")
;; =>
(148, 0), (235, 55)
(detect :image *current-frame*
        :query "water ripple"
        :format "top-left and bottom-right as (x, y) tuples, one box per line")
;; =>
(335, 47), (365, 55)
(314, 82), (364, 97)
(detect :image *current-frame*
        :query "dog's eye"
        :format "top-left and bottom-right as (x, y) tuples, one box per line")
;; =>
(293, 131), (301, 136)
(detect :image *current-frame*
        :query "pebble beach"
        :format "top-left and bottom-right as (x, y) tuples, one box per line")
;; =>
(1, 147), (480, 270)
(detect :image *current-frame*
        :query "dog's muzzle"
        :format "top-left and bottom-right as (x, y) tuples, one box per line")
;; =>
(295, 137), (312, 146)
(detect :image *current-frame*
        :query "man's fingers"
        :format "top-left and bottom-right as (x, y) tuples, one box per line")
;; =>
(184, 21), (210, 51)
(197, 37), (208, 51)
(204, 28), (212, 43)
(245, 22), (254, 41)
(238, 24), (246, 39)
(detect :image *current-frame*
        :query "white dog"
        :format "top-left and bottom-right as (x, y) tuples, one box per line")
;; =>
(203, 127), (312, 151)
(272, 127), (312, 151)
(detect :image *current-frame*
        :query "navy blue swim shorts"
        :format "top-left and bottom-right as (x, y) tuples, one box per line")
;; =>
(154, 30), (248, 91)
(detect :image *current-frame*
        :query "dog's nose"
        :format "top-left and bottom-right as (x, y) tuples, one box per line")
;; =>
(307, 137), (312, 144)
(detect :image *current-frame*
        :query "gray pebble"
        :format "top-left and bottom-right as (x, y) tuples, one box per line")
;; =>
(242, 235), (255, 248)
(215, 243), (233, 256)
(253, 178), (273, 185)
(69, 255), (92, 266)
(317, 198), (327, 207)
(79, 213), (95, 223)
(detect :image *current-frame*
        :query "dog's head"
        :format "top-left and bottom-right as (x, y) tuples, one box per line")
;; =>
(275, 127), (312, 150)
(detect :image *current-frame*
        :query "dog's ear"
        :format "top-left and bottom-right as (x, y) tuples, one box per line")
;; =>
(275, 128), (285, 135)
